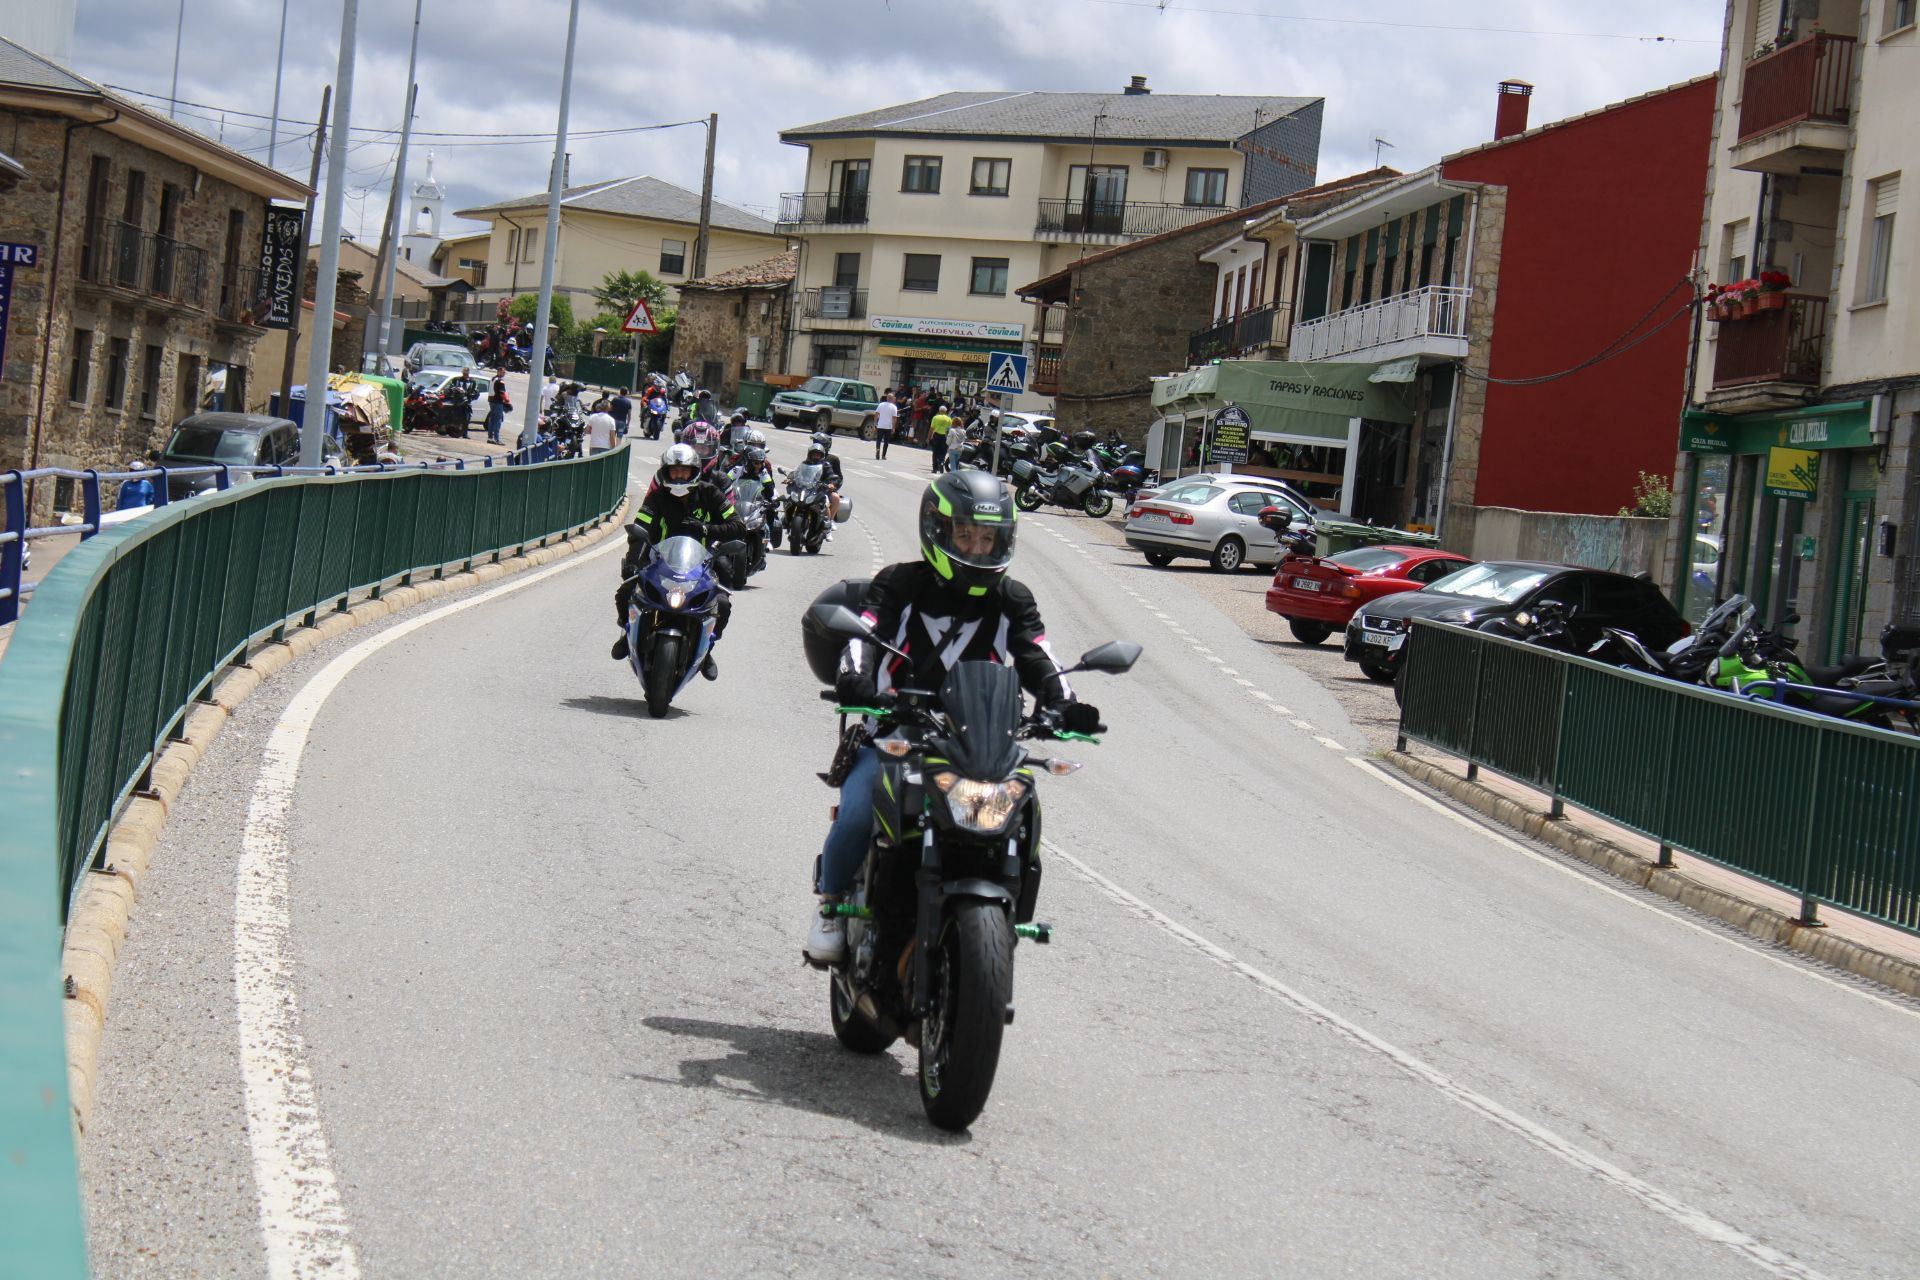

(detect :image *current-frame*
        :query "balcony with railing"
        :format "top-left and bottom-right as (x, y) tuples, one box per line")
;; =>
(799, 286), (869, 324)
(1289, 285), (1471, 364)
(1732, 34), (1855, 173)
(777, 191), (870, 230)
(215, 262), (263, 325)
(77, 221), (208, 311)
(1034, 199), (1226, 243)
(1188, 301), (1288, 366)
(1028, 348), (1063, 396)
(147, 235), (208, 309)
(1708, 293), (1828, 409)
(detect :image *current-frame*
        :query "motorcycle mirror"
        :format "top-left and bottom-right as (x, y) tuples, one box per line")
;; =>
(1070, 640), (1143, 674)
(809, 602), (874, 641)
(1779, 611), (1801, 627)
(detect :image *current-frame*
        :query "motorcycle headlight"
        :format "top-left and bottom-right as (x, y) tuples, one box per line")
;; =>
(665, 588), (688, 610)
(928, 772), (1030, 835)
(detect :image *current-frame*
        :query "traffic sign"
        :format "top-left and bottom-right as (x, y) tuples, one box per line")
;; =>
(622, 299), (658, 334)
(986, 350), (1029, 395)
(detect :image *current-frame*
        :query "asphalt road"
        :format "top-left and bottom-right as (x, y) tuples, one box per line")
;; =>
(83, 430), (1920, 1278)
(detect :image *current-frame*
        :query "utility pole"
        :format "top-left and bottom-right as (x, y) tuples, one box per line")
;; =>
(369, 0), (424, 369)
(521, 0), (583, 450)
(301, 0), (359, 469)
(278, 85), (331, 413)
(692, 113), (718, 279)
(267, 0), (290, 165)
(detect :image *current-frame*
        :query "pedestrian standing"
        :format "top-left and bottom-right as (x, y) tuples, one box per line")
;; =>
(610, 387), (633, 437)
(874, 390), (898, 460)
(485, 369), (510, 443)
(911, 389), (929, 446)
(586, 401), (619, 455)
(540, 378), (559, 413)
(928, 403), (953, 473)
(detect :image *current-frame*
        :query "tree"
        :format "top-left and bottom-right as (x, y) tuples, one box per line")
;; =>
(591, 269), (668, 322)
(506, 292), (575, 335)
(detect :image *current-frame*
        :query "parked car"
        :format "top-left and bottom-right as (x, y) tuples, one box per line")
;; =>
(407, 368), (484, 423)
(404, 341), (476, 377)
(769, 376), (881, 436)
(158, 413), (341, 500)
(994, 411), (1055, 440)
(1123, 476), (1319, 571)
(1266, 545), (1475, 645)
(1343, 560), (1687, 682)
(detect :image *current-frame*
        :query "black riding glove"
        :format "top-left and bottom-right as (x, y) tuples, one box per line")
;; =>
(835, 669), (879, 708)
(1055, 702), (1103, 735)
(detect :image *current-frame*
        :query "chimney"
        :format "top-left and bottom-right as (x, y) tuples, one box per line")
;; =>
(1494, 79), (1533, 141)
(1124, 75), (1150, 95)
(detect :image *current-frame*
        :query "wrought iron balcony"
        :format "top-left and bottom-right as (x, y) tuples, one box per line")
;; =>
(1289, 285), (1471, 362)
(1188, 302), (1287, 365)
(1711, 293), (1827, 390)
(777, 191), (870, 230)
(1738, 34), (1855, 144)
(77, 221), (208, 310)
(147, 235), (207, 308)
(800, 287), (868, 322)
(1034, 198), (1226, 241)
(1029, 348), (1062, 396)
(215, 262), (263, 325)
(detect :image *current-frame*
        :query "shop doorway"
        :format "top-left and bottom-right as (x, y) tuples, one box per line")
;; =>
(1827, 490), (1876, 660)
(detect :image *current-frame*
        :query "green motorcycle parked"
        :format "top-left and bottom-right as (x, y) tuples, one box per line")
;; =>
(1706, 601), (1907, 729)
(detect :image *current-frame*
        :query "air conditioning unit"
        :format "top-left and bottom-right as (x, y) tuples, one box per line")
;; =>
(1143, 148), (1169, 170)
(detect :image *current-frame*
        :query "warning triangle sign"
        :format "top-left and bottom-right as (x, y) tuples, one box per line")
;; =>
(986, 354), (1026, 393)
(622, 299), (657, 334)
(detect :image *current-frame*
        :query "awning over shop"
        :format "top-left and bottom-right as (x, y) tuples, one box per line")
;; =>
(875, 341), (991, 364)
(1150, 359), (1416, 442)
(1680, 401), (1871, 455)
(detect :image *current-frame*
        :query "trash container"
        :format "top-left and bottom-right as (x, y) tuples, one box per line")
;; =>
(1312, 518), (1439, 558)
(736, 380), (773, 419)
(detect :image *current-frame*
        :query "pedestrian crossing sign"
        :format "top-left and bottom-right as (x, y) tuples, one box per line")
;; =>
(986, 351), (1029, 395)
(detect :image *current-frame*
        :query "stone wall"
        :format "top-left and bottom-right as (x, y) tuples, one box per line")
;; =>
(1, 106), (279, 519)
(1441, 184), (1508, 525)
(1453, 503), (1673, 583)
(672, 285), (788, 405)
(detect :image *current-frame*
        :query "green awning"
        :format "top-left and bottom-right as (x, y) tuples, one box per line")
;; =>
(1150, 360), (1416, 443)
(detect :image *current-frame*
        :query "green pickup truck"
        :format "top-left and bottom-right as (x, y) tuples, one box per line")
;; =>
(769, 376), (881, 438)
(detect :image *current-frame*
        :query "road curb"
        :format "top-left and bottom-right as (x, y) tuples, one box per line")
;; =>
(60, 502), (631, 1133)
(1383, 750), (1920, 1001)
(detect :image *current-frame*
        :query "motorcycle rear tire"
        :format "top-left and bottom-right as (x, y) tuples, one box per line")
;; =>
(830, 976), (896, 1054)
(1013, 487), (1043, 513)
(1082, 491), (1114, 519)
(1360, 660), (1396, 684)
(644, 635), (682, 718)
(919, 901), (1013, 1132)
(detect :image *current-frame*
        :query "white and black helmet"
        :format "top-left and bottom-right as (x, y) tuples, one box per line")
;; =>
(658, 443), (701, 496)
(810, 431), (834, 453)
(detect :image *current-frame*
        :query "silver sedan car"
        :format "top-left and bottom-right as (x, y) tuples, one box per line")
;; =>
(1124, 477), (1318, 572)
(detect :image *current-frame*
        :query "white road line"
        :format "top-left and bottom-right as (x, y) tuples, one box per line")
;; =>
(1347, 758), (1920, 1026)
(1289, 718), (1315, 732)
(1314, 735), (1346, 752)
(1246, 690), (1272, 701)
(1045, 839), (1831, 1280)
(235, 534), (623, 1280)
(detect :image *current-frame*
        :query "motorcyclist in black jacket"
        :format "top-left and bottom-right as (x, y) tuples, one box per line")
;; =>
(612, 443), (745, 677)
(804, 469), (1100, 964)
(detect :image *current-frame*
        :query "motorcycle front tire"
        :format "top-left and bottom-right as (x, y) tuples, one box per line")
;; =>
(644, 635), (682, 718)
(1013, 487), (1043, 513)
(919, 900), (1013, 1132)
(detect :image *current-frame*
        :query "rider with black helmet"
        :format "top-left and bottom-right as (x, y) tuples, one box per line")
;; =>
(612, 442), (744, 675)
(803, 470), (1099, 965)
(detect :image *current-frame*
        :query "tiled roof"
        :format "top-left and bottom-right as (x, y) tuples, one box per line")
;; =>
(784, 90), (1320, 145)
(455, 175), (780, 237)
(683, 249), (797, 291)
(0, 36), (96, 94)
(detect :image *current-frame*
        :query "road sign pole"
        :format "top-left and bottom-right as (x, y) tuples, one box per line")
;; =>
(985, 350), (1028, 476)
(521, 0), (582, 451)
(300, 0), (359, 469)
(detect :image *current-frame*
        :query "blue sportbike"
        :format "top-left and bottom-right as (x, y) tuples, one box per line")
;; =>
(623, 534), (739, 717)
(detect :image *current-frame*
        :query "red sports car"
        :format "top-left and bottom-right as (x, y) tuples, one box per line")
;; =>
(1265, 545), (1474, 645)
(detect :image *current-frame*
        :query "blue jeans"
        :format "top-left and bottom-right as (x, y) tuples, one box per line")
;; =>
(485, 400), (506, 442)
(817, 747), (879, 896)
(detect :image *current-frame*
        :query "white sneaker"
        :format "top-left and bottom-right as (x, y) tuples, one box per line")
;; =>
(805, 905), (847, 967)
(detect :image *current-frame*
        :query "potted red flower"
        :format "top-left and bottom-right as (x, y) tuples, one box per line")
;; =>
(1757, 270), (1792, 311)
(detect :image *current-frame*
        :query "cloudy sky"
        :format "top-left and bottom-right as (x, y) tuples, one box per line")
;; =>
(70, 0), (1724, 252)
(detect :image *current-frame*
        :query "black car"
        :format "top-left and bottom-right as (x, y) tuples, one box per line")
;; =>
(1342, 560), (1687, 682)
(158, 412), (340, 500)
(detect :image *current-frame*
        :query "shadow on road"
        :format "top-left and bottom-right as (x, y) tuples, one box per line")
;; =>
(635, 1015), (967, 1145)
(560, 694), (694, 721)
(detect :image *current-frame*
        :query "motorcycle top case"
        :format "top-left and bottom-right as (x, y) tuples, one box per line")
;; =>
(1010, 459), (1035, 482)
(802, 578), (872, 685)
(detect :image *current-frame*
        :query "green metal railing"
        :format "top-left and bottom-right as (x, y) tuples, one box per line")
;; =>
(1398, 620), (1920, 936)
(0, 448), (628, 1273)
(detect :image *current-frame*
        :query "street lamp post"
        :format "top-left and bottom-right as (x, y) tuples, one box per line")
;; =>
(299, 0), (360, 469)
(520, 0), (583, 451)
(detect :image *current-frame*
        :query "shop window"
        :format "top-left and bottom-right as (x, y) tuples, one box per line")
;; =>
(105, 337), (130, 410)
(970, 158), (1010, 196)
(969, 257), (1009, 296)
(1184, 169), (1228, 207)
(68, 330), (93, 404)
(812, 342), (859, 378)
(903, 254), (941, 292)
(660, 238), (687, 276)
(1860, 174), (1898, 304)
(902, 156), (942, 194)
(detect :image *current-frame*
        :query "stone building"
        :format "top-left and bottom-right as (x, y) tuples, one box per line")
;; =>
(0, 36), (308, 517)
(673, 250), (795, 405)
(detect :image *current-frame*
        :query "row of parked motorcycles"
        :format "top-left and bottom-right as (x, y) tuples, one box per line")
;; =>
(1482, 594), (1920, 732)
(952, 425), (1157, 518)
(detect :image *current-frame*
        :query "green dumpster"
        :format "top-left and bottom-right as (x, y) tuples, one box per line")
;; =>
(1313, 518), (1439, 558)
(736, 380), (773, 418)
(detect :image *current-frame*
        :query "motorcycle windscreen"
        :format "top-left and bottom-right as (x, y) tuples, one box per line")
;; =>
(655, 535), (710, 575)
(792, 463), (826, 488)
(937, 661), (1025, 778)
(733, 478), (765, 504)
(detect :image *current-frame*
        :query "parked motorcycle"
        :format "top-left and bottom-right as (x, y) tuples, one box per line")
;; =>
(1010, 451), (1114, 518)
(1090, 431), (1157, 499)
(402, 383), (476, 437)
(543, 403), (585, 459)
(622, 534), (744, 718)
(805, 598), (1141, 1130)
(780, 461), (835, 555)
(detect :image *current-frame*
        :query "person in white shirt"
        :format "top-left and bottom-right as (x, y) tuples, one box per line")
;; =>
(586, 401), (619, 455)
(873, 389), (899, 460)
(540, 379), (559, 411)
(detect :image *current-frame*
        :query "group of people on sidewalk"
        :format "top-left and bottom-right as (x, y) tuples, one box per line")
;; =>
(871, 388), (987, 474)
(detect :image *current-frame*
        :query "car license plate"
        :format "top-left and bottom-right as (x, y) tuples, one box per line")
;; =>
(1292, 577), (1322, 592)
(1141, 513), (1169, 525)
(1363, 628), (1404, 651)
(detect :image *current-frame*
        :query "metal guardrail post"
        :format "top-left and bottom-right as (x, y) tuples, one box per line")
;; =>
(1797, 730), (1827, 927)
(80, 471), (102, 541)
(1464, 636), (1487, 782)
(1548, 658), (1569, 820)
(1, 471), (24, 626)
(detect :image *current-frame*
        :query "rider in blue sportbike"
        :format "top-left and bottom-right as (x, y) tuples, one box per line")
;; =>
(612, 444), (744, 683)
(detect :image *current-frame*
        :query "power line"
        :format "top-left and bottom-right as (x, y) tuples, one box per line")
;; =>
(1463, 279), (1695, 386)
(1086, 0), (1714, 43)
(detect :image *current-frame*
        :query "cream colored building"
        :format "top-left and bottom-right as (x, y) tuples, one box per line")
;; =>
(1683, 0), (1920, 662)
(454, 175), (787, 313)
(777, 78), (1322, 404)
